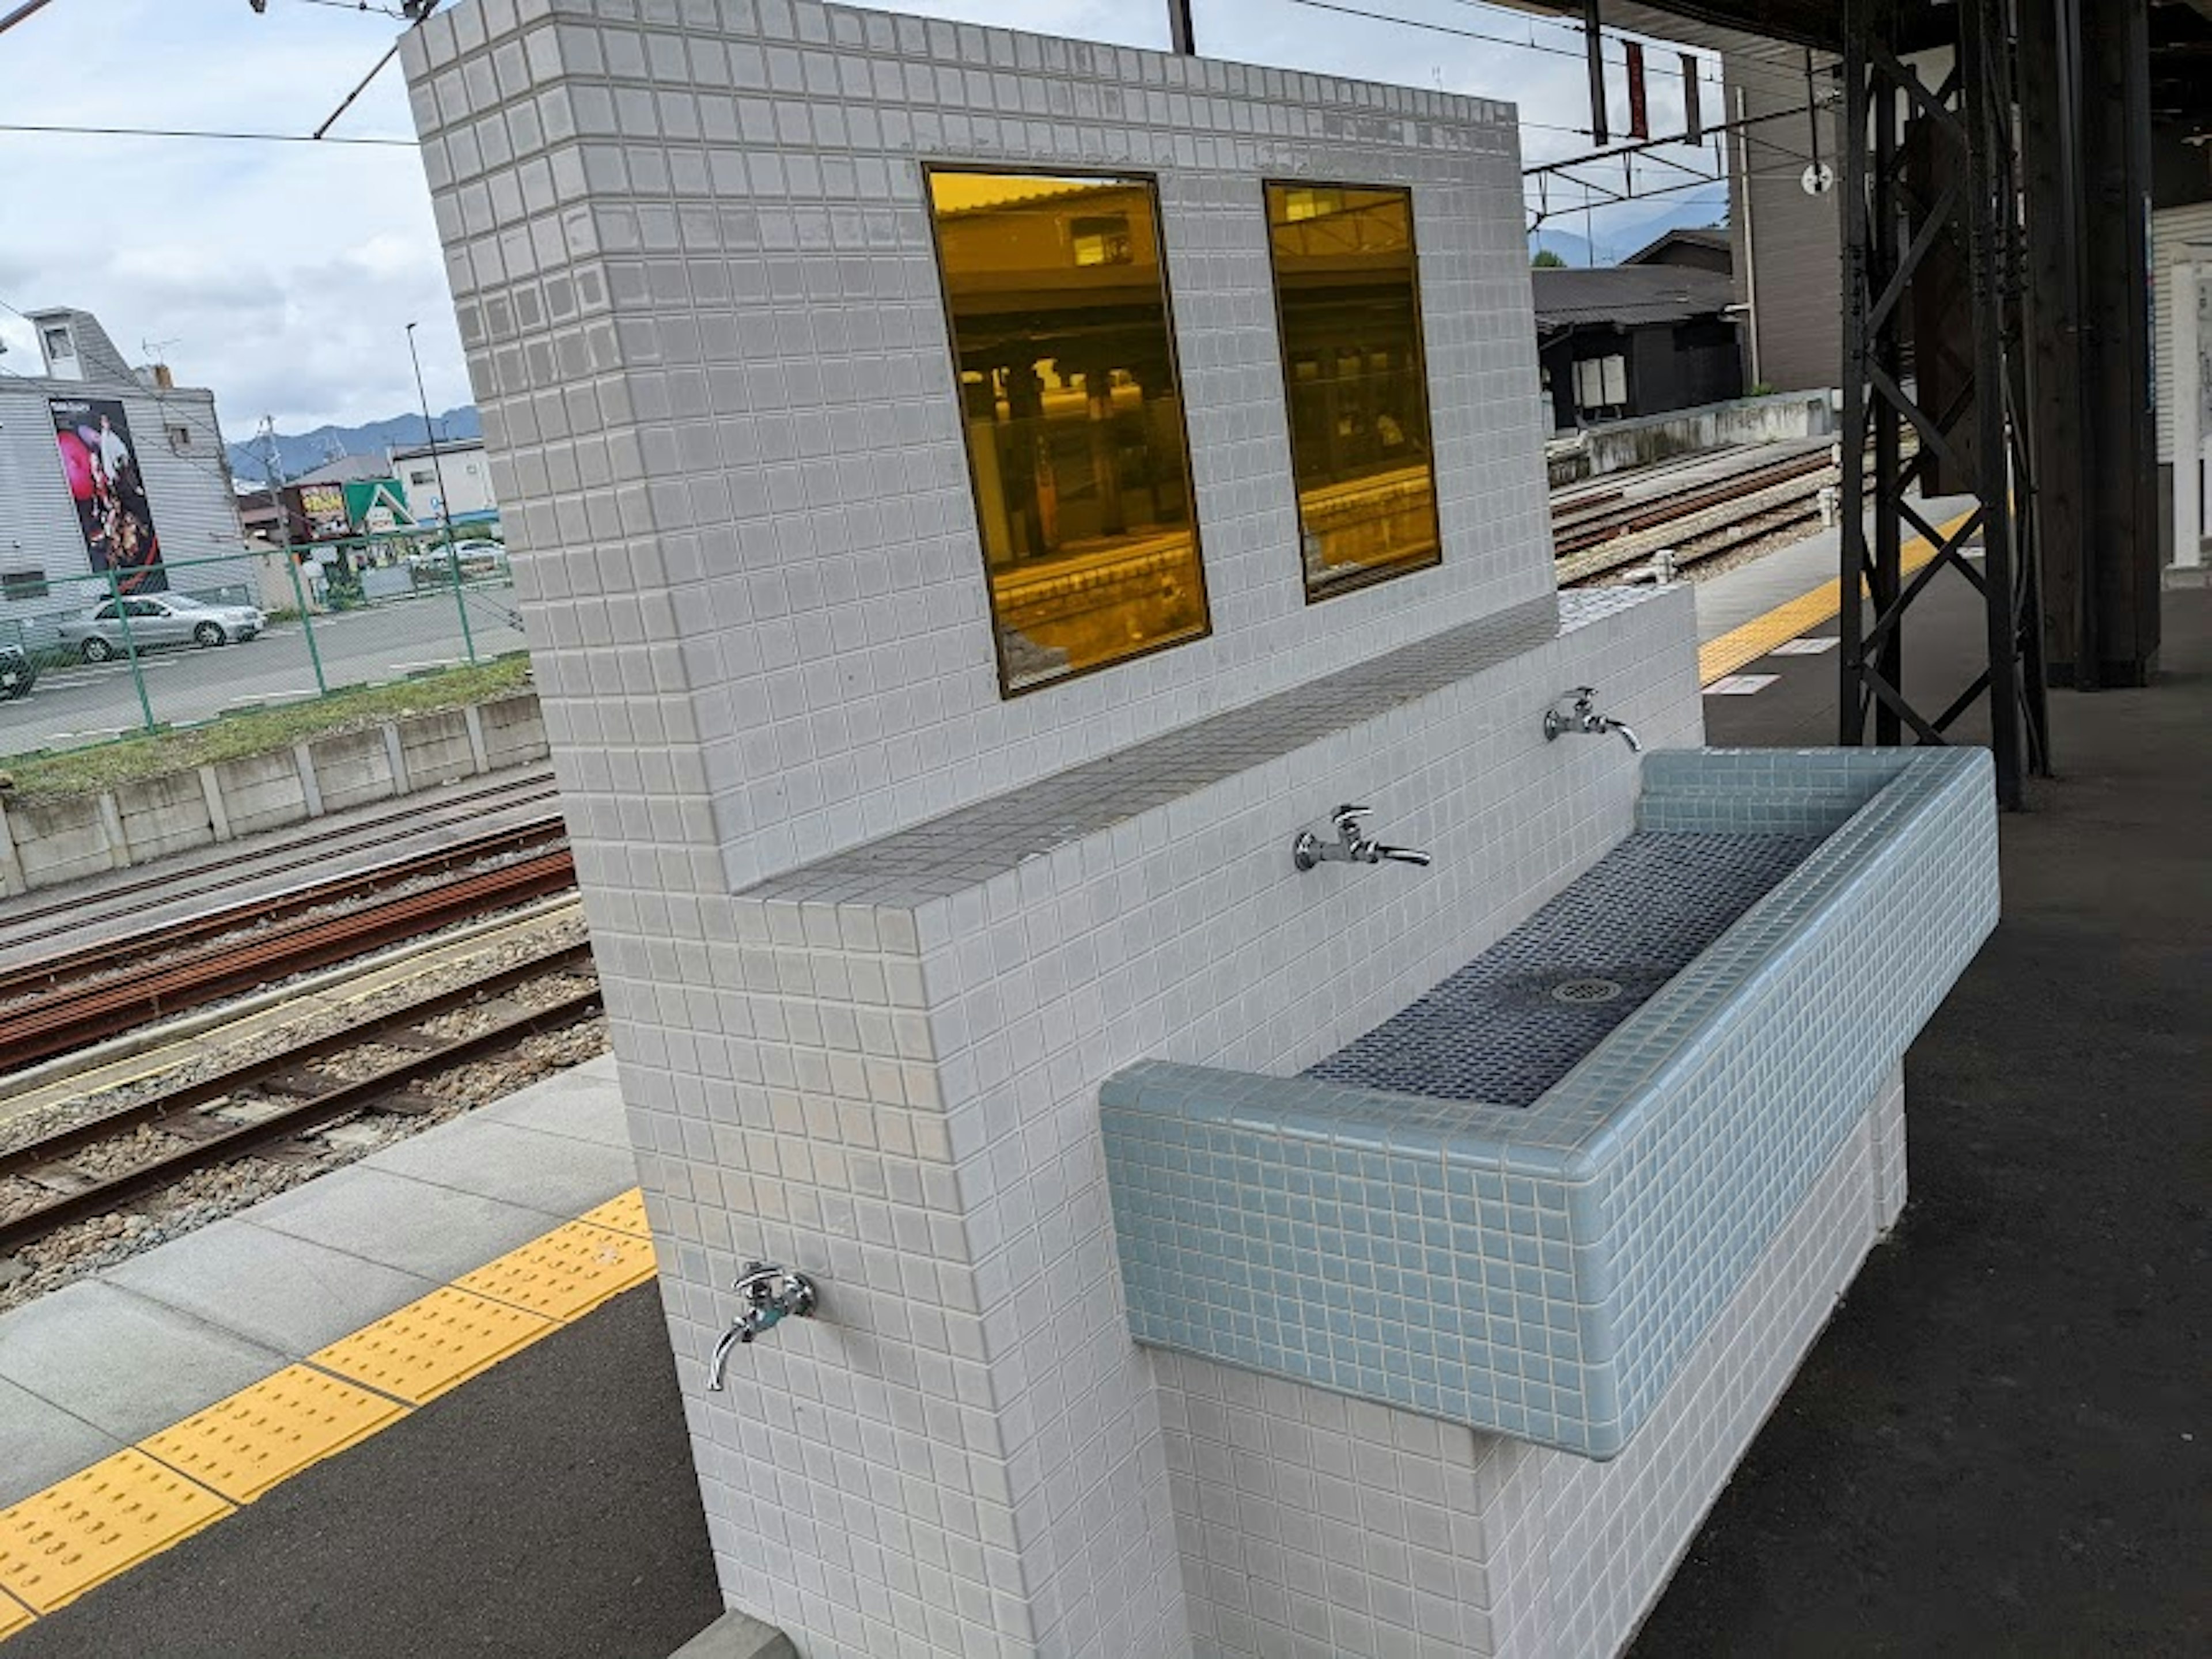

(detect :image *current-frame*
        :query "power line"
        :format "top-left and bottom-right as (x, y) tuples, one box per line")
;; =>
(0, 121), (413, 146)
(1284, 0), (1823, 101)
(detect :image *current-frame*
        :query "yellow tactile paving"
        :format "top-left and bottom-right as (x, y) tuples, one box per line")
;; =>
(0, 1450), (232, 1615)
(308, 1286), (557, 1407)
(453, 1218), (658, 1323)
(575, 1186), (653, 1239)
(138, 1366), (407, 1505)
(0, 1589), (32, 1641)
(1697, 511), (1967, 685)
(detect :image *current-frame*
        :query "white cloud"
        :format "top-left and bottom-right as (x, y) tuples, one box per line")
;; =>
(0, 0), (1722, 433)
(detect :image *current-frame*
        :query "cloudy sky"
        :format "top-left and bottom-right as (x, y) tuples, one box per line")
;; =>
(0, 0), (1728, 437)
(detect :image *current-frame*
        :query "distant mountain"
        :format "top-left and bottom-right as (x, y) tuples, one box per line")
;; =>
(228, 407), (482, 486)
(1528, 199), (1728, 270)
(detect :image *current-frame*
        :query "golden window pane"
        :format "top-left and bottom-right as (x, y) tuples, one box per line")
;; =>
(1264, 181), (1443, 600)
(927, 169), (1210, 694)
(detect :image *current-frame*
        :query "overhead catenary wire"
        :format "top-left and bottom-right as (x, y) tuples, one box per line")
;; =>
(1280, 0), (1837, 104)
(0, 121), (414, 146)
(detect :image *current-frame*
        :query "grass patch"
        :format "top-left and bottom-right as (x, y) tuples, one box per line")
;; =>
(0, 655), (533, 802)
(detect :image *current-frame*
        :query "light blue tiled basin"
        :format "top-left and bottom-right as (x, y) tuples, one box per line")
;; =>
(1101, 748), (1999, 1459)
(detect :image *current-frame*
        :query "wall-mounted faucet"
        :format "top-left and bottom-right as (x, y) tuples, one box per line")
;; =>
(1293, 804), (1432, 873)
(706, 1261), (819, 1391)
(1543, 687), (1642, 754)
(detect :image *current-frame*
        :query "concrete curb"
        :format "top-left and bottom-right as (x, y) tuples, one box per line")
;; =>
(666, 1611), (798, 1659)
(0, 690), (548, 897)
(0, 893), (582, 1103)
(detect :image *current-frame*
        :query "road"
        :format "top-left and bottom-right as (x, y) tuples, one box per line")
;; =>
(0, 587), (531, 760)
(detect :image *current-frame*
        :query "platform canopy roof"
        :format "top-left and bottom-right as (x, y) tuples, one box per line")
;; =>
(1492, 0), (2212, 138)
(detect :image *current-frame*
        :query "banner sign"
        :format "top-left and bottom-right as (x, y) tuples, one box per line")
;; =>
(299, 482), (352, 540)
(50, 397), (166, 592)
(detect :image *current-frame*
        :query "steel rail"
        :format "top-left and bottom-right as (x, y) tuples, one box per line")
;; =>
(1550, 451), (1835, 554)
(0, 772), (559, 945)
(0, 820), (568, 1003)
(0, 966), (602, 1253)
(0, 940), (593, 1184)
(0, 848), (578, 1070)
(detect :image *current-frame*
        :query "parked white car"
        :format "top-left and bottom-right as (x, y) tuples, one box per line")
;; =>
(57, 593), (266, 661)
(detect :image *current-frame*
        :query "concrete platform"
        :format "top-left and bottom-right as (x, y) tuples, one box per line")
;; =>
(0, 1055), (640, 1511)
(3, 578), (2205, 1657)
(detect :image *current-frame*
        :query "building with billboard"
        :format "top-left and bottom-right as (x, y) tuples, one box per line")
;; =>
(387, 435), (498, 527)
(0, 306), (253, 643)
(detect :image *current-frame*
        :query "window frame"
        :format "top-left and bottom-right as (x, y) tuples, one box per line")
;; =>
(1260, 177), (1446, 605)
(921, 161), (1213, 700)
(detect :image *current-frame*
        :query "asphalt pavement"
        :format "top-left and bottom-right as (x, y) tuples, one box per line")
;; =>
(0, 588), (530, 760)
(1632, 577), (2211, 1656)
(1, 1285), (725, 1659)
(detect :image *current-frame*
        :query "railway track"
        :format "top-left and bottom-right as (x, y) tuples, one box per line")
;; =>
(1550, 449), (1835, 557)
(0, 940), (602, 1255)
(0, 824), (578, 1071)
(0, 769), (561, 956)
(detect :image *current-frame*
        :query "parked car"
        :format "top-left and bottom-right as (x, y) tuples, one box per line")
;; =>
(0, 643), (35, 700)
(57, 594), (266, 661)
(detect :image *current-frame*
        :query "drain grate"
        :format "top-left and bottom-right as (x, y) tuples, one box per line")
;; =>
(1549, 976), (1624, 1005)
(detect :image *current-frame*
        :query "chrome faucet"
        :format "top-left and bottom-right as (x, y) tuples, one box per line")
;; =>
(1543, 687), (1642, 754)
(1293, 804), (1433, 873)
(706, 1261), (819, 1391)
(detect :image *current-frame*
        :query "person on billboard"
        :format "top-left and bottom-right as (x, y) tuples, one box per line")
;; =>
(94, 412), (135, 488)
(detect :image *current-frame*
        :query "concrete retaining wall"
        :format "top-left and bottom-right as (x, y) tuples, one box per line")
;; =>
(1547, 392), (1835, 486)
(0, 690), (548, 897)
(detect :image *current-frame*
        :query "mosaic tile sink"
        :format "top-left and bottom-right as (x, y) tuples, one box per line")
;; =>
(1102, 748), (2001, 1459)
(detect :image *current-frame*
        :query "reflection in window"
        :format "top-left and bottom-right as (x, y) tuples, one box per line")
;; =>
(926, 169), (1209, 694)
(1264, 181), (1442, 599)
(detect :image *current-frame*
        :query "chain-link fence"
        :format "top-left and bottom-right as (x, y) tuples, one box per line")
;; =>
(0, 528), (530, 763)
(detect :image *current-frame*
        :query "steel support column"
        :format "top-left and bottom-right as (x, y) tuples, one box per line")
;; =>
(2018, 0), (2092, 685)
(1836, 0), (2050, 806)
(2073, 0), (2161, 686)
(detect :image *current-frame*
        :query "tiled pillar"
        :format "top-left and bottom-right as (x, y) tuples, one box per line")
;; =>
(396, 4), (1702, 1656)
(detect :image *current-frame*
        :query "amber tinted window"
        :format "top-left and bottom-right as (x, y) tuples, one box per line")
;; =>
(926, 169), (1209, 694)
(1264, 183), (1442, 599)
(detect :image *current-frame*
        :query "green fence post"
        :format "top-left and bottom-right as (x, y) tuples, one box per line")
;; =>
(104, 567), (157, 735)
(447, 538), (479, 666)
(285, 551), (329, 697)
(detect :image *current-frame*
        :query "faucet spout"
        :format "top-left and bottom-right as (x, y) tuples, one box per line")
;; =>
(706, 1322), (748, 1392)
(704, 1261), (819, 1391)
(1544, 688), (1641, 755)
(1293, 804), (1431, 873)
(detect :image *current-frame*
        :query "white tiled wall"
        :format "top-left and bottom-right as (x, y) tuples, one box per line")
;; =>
(401, 0), (1549, 894)
(641, 591), (1700, 1657)
(399, 5), (1717, 1656)
(1161, 1063), (1907, 1659)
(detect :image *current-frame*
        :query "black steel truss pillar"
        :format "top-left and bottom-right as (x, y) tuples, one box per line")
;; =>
(1837, 0), (2051, 808)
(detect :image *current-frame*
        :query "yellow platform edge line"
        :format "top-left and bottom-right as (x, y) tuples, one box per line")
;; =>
(0, 1449), (233, 1617)
(0, 1187), (654, 1645)
(138, 1365), (410, 1506)
(1697, 509), (1975, 687)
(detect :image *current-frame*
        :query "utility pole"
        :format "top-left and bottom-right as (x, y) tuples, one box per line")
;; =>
(260, 416), (328, 695)
(407, 321), (476, 664)
(1166, 0), (1194, 56)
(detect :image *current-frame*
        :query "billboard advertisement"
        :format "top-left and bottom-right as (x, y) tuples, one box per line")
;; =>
(50, 397), (166, 592)
(298, 482), (351, 540)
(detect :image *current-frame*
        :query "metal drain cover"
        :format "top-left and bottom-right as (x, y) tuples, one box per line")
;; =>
(1549, 976), (1623, 1005)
